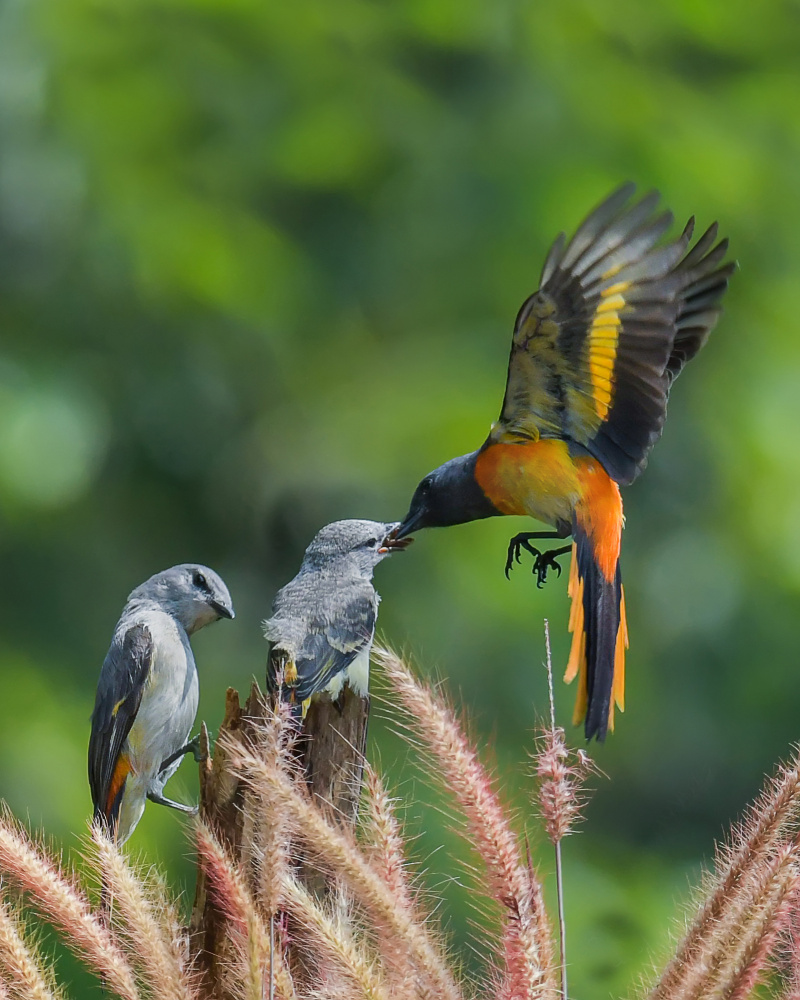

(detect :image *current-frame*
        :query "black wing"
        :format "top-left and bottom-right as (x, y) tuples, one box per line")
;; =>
(496, 184), (734, 484)
(267, 597), (376, 705)
(88, 623), (153, 827)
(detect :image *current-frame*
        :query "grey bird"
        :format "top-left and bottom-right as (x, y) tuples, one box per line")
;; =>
(264, 520), (409, 715)
(88, 564), (235, 844)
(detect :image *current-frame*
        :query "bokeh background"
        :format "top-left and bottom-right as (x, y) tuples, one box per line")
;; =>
(0, 0), (798, 992)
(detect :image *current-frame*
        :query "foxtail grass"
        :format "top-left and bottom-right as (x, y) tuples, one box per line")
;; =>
(374, 646), (557, 1000)
(0, 644), (795, 999)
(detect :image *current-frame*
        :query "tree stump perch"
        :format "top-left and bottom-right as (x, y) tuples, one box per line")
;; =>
(188, 680), (371, 998)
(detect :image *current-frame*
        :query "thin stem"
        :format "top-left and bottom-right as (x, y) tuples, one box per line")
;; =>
(545, 620), (557, 731)
(554, 840), (566, 1000)
(269, 913), (274, 1000)
(544, 620), (567, 1000)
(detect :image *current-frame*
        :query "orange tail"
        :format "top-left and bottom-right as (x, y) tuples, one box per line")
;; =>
(564, 460), (628, 741)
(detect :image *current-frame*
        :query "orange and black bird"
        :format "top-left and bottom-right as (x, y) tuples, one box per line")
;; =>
(395, 184), (734, 741)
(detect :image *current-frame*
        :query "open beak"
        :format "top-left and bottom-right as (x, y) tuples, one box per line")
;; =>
(394, 508), (425, 540)
(378, 523), (414, 554)
(211, 600), (235, 620)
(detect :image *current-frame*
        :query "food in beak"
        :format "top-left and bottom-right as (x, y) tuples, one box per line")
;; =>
(378, 526), (414, 553)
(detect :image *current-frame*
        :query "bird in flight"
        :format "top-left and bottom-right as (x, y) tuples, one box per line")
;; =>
(396, 184), (734, 740)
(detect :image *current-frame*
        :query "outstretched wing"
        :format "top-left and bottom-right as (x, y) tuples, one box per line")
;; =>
(267, 596), (376, 707)
(495, 184), (735, 484)
(88, 623), (153, 828)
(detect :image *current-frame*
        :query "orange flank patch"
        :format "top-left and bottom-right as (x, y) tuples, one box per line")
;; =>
(474, 439), (581, 526)
(573, 457), (623, 581)
(105, 753), (132, 816)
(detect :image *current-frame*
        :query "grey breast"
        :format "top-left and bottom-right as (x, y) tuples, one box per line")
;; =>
(124, 609), (199, 785)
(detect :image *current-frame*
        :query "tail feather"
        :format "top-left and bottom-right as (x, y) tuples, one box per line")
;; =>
(564, 530), (628, 741)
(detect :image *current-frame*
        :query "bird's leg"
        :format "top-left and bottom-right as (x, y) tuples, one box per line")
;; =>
(158, 733), (206, 774)
(147, 790), (199, 815)
(505, 531), (569, 579)
(530, 544), (573, 588)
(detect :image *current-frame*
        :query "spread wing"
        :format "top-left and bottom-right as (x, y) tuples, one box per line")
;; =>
(495, 183), (735, 484)
(267, 595), (376, 705)
(88, 623), (153, 827)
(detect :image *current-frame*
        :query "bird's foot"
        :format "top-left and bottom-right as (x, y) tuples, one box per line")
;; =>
(147, 791), (199, 815)
(505, 535), (571, 588)
(186, 732), (207, 764)
(505, 534), (544, 579)
(158, 733), (206, 774)
(530, 547), (570, 588)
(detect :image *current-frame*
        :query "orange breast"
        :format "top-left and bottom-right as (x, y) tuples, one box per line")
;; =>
(474, 439), (582, 527)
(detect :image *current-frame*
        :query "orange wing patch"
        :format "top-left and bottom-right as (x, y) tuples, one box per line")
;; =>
(105, 753), (132, 817)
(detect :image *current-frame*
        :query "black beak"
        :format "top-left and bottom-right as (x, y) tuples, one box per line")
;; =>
(394, 508), (425, 540)
(211, 600), (235, 620)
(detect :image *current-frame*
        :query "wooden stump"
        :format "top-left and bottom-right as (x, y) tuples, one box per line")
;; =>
(188, 684), (269, 998)
(299, 686), (370, 827)
(187, 682), (371, 997)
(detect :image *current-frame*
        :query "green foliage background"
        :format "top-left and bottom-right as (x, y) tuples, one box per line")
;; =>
(0, 0), (798, 992)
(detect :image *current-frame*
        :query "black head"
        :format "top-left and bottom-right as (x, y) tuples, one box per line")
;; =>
(396, 451), (500, 538)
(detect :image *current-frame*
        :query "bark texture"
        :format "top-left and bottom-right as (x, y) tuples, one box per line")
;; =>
(188, 682), (370, 998)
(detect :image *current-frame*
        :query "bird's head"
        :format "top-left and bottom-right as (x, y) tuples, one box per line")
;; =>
(396, 450), (499, 538)
(131, 564), (235, 633)
(302, 519), (411, 577)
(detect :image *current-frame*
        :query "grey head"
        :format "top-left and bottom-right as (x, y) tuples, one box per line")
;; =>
(300, 519), (411, 578)
(127, 563), (235, 634)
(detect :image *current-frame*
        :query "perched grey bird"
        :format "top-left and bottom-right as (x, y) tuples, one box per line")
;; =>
(88, 564), (234, 844)
(265, 520), (409, 716)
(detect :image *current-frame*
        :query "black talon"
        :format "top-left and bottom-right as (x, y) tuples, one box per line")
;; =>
(188, 733), (207, 764)
(158, 733), (206, 773)
(531, 548), (569, 588)
(504, 532), (572, 586)
(505, 533), (544, 578)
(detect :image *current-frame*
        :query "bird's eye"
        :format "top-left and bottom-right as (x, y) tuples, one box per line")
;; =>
(421, 479), (432, 495)
(365, 537), (379, 547)
(193, 572), (208, 589)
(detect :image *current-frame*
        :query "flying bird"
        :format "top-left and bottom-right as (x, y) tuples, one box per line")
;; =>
(89, 564), (235, 843)
(396, 184), (734, 740)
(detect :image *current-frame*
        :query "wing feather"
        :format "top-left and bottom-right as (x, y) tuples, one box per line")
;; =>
(267, 593), (376, 705)
(495, 186), (734, 483)
(88, 624), (153, 826)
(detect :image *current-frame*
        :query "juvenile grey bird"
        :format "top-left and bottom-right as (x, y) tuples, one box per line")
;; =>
(88, 564), (234, 844)
(265, 520), (409, 715)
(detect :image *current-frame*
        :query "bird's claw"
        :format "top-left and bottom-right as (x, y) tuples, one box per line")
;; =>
(504, 534), (541, 579)
(186, 733), (207, 764)
(505, 534), (567, 588)
(531, 550), (564, 589)
(158, 733), (207, 774)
